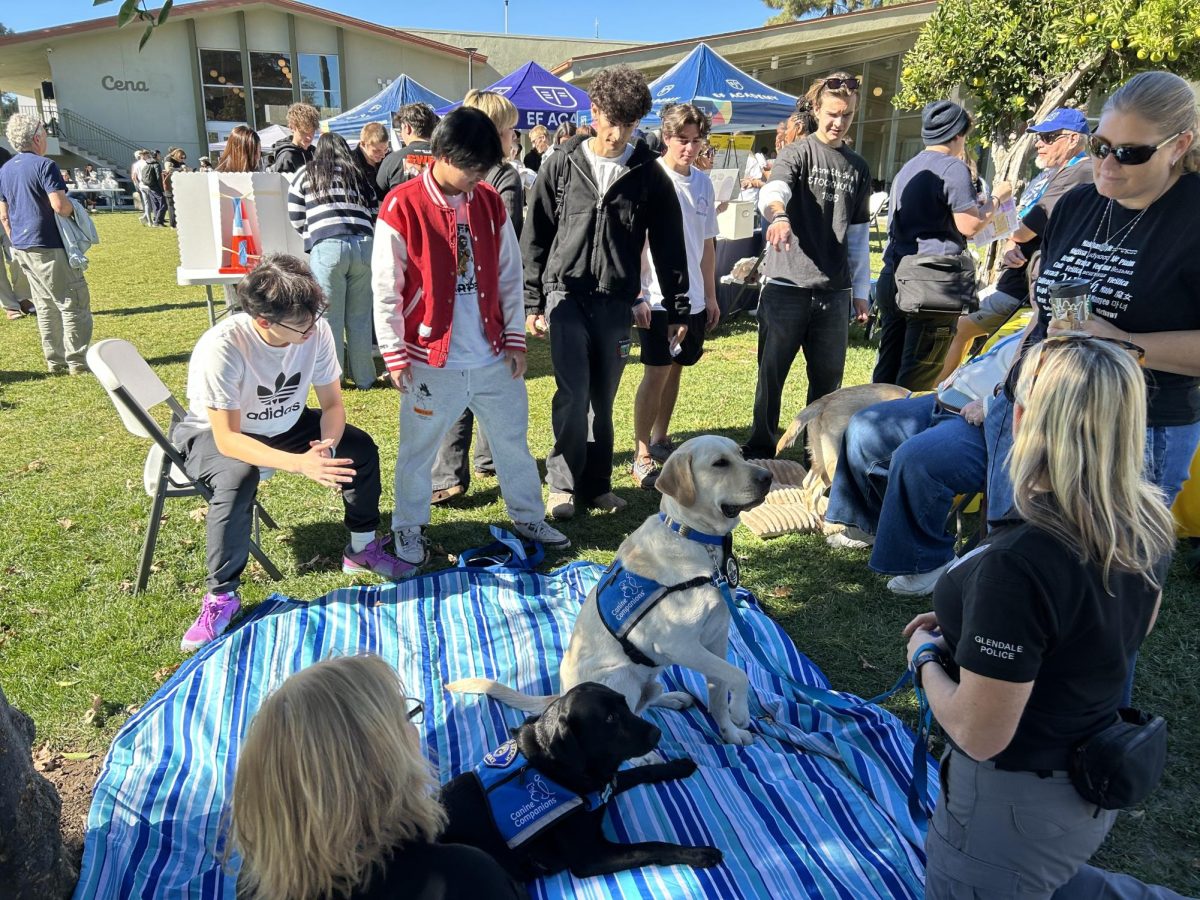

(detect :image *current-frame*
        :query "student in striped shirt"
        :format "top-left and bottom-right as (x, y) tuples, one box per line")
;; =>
(287, 133), (378, 390)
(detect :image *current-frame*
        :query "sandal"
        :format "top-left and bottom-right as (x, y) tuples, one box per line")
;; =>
(6, 309), (25, 321)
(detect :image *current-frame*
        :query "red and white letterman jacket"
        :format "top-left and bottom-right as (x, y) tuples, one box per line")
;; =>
(371, 167), (526, 371)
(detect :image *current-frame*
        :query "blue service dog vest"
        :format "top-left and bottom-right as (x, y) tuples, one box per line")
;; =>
(473, 740), (610, 848)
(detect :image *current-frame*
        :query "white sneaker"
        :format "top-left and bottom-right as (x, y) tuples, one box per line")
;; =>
(827, 526), (875, 550)
(887, 562), (952, 597)
(392, 527), (429, 567)
(512, 520), (571, 549)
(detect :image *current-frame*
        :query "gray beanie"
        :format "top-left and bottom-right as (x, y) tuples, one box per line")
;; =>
(922, 100), (971, 145)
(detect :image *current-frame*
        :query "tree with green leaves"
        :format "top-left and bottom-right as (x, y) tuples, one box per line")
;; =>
(761, 0), (879, 25)
(898, 0), (1200, 190)
(93, 0), (173, 50)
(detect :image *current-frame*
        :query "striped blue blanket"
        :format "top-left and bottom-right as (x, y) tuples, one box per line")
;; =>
(75, 562), (935, 899)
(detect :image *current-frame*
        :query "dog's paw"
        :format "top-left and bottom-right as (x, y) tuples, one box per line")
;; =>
(663, 757), (698, 779)
(682, 846), (724, 869)
(719, 724), (755, 746)
(654, 691), (695, 710)
(730, 704), (751, 729)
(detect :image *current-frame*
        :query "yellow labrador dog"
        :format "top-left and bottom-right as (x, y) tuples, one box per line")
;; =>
(449, 436), (772, 745)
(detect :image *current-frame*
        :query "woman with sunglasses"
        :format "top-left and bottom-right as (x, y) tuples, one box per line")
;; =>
(904, 335), (1178, 900)
(230, 654), (527, 899)
(826, 73), (1199, 598)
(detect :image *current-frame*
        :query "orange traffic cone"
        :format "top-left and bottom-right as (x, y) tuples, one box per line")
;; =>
(219, 196), (260, 274)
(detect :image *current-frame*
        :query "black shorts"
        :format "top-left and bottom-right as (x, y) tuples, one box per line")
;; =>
(638, 309), (708, 367)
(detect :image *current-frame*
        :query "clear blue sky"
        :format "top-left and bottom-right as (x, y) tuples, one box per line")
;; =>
(3, 0), (772, 44)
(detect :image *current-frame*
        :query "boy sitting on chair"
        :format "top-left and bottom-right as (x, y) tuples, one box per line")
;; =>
(173, 254), (409, 652)
(372, 107), (569, 568)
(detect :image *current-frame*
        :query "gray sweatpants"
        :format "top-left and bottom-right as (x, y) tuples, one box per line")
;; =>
(926, 749), (1188, 899)
(393, 358), (545, 531)
(12, 246), (92, 371)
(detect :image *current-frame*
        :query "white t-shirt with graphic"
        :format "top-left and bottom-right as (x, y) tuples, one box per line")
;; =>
(180, 313), (340, 438)
(582, 140), (634, 200)
(443, 191), (500, 370)
(642, 159), (719, 314)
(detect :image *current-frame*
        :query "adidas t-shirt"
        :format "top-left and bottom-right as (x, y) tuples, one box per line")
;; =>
(642, 159), (719, 314)
(179, 313), (340, 438)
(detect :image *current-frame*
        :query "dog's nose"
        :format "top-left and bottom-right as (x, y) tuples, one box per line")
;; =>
(754, 467), (772, 488)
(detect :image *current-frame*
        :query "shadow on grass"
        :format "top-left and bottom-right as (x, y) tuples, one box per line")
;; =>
(95, 301), (209, 316)
(143, 352), (193, 368)
(0, 369), (54, 386)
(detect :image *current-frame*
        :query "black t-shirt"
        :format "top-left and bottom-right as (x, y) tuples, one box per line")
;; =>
(933, 520), (1167, 772)
(349, 842), (528, 900)
(1032, 174), (1200, 425)
(882, 149), (977, 270)
(376, 139), (433, 194)
(761, 134), (871, 291)
(995, 153), (1093, 301)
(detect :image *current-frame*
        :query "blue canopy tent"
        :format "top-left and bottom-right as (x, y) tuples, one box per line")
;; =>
(637, 43), (798, 132)
(437, 61), (590, 131)
(324, 75), (451, 138)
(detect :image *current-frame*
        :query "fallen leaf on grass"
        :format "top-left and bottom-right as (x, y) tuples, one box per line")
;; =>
(27, 608), (46, 616)
(57, 518), (75, 530)
(153, 663), (181, 684)
(62, 751), (96, 761)
(858, 654), (878, 672)
(5, 565), (25, 576)
(769, 586), (791, 599)
(33, 742), (60, 773)
(20, 459), (47, 474)
(118, 579), (135, 594)
(189, 507), (208, 522)
(83, 694), (103, 725)
(55, 679), (81, 688)
(296, 554), (329, 573)
(125, 704), (141, 716)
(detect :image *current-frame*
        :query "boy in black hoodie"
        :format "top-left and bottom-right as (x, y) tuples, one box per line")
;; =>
(271, 102), (319, 175)
(522, 65), (689, 519)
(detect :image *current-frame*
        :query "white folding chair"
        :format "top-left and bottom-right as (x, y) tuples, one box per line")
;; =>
(87, 338), (283, 593)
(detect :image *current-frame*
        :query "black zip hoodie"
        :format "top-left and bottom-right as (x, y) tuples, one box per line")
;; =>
(521, 134), (690, 321)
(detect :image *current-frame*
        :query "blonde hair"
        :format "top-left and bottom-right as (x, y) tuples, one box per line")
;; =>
(229, 655), (446, 900)
(1009, 335), (1175, 590)
(661, 102), (711, 140)
(805, 71), (859, 113)
(359, 121), (388, 147)
(1104, 71), (1200, 173)
(529, 124), (550, 141)
(463, 89), (519, 135)
(286, 102), (321, 134)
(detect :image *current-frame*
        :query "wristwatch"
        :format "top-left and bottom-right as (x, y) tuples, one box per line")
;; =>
(912, 648), (945, 688)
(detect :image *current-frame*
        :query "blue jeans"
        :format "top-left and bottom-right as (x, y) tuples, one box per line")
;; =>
(1145, 421), (1200, 508)
(309, 235), (375, 389)
(826, 393), (987, 575)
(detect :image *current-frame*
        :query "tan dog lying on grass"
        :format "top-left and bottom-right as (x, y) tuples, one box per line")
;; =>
(449, 436), (772, 745)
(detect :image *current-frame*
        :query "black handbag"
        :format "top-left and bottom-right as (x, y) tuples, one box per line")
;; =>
(894, 253), (978, 315)
(1069, 707), (1168, 810)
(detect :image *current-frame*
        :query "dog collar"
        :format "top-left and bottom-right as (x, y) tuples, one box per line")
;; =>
(658, 513), (725, 546)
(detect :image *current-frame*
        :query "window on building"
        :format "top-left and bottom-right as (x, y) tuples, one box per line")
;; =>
(200, 49), (249, 123)
(297, 53), (341, 116)
(250, 51), (295, 126)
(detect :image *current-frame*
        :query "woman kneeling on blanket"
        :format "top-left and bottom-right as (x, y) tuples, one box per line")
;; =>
(903, 336), (1183, 899)
(229, 655), (527, 900)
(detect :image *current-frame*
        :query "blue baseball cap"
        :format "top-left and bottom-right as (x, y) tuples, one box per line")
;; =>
(1027, 108), (1090, 134)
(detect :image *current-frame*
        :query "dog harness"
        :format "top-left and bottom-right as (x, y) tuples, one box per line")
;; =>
(473, 740), (612, 848)
(595, 514), (741, 667)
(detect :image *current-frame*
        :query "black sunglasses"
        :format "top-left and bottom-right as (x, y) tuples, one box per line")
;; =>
(1035, 131), (1068, 144)
(1003, 334), (1146, 403)
(405, 697), (425, 724)
(1088, 131), (1184, 166)
(822, 77), (860, 91)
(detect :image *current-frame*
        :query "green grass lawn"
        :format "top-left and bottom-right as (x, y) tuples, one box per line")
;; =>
(1, 213), (1198, 893)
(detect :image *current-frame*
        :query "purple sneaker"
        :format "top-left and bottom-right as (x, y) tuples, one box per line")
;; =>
(343, 534), (417, 581)
(180, 592), (241, 653)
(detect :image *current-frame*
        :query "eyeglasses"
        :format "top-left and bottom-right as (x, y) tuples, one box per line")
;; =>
(822, 76), (860, 91)
(1088, 131), (1185, 166)
(1035, 131), (1067, 144)
(1003, 333), (1146, 403)
(405, 697), (425, 724)
(271, 313), (323, 337)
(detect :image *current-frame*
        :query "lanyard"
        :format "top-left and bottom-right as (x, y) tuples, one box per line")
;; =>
(1017, 152), (1087, 218)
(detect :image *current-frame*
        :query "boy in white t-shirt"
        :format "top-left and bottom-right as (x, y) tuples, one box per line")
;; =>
(372, 107), (569, 566)
(631, 104), (720, 488)
(173, 255), (408, 652)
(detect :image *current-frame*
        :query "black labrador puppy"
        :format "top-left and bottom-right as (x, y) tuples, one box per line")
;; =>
(439, 682), (722, 882)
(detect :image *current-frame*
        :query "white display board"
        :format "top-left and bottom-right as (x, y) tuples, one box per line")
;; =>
(173, 171), (304, 282)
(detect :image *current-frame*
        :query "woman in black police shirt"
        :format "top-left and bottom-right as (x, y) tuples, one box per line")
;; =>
(904, 336), (1176, 898)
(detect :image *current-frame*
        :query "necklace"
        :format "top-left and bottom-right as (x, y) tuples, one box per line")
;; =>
(1079, 199), (1147, 294)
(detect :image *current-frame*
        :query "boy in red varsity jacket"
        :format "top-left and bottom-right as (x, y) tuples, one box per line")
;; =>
(371, 108), (569, 565)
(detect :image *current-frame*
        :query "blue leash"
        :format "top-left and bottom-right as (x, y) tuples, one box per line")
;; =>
(719, 581), (935, 821)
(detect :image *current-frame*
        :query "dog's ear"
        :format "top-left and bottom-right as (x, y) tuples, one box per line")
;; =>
(529, 700), (588, 782)
(656, 449), (696, 506)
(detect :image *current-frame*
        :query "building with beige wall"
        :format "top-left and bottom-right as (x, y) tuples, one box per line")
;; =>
(0, 0), (482, 175)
